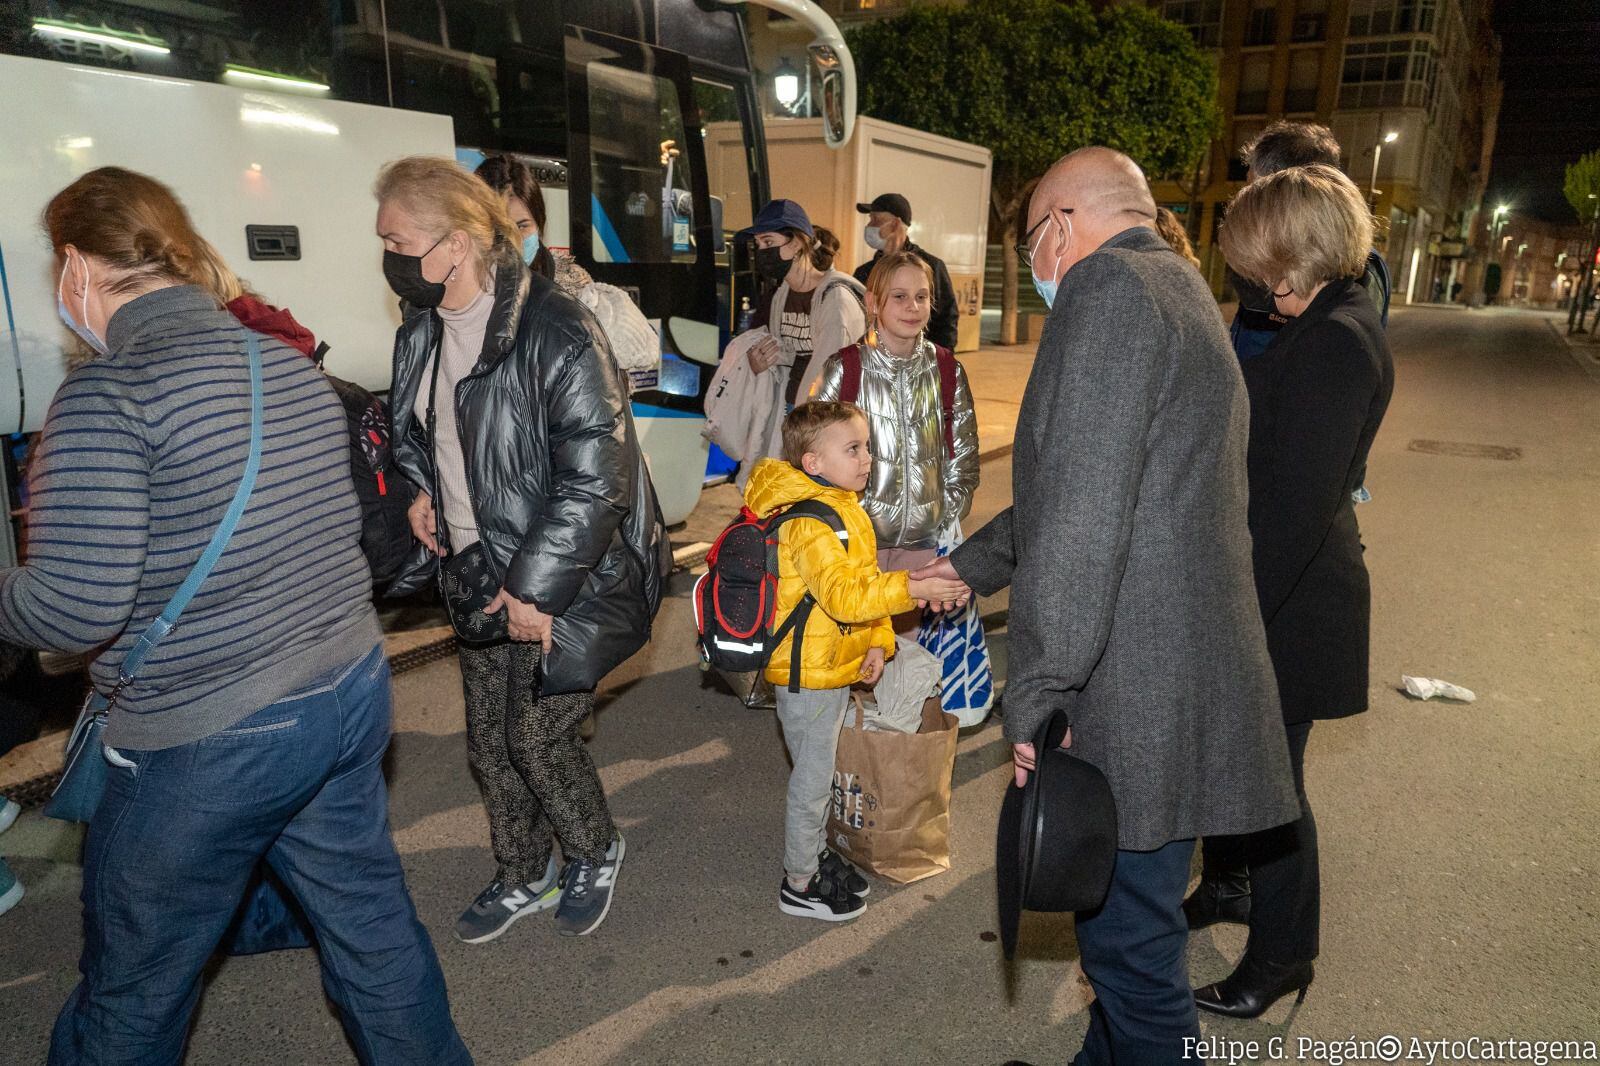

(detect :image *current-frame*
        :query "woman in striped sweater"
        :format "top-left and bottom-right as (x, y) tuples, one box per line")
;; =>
(0, 168), (470, 1064)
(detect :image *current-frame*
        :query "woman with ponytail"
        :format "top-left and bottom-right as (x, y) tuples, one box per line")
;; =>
(2, 166), (469, 1062)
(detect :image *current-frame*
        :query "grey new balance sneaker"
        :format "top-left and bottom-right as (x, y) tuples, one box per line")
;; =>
(555, 832), (625, 937)
(454, 855), (561, 944)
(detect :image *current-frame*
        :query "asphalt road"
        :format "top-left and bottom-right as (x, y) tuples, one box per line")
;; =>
(2, 306), (1597, 1064)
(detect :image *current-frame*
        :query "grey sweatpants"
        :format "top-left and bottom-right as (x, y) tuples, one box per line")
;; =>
(774, 685), (850, 882)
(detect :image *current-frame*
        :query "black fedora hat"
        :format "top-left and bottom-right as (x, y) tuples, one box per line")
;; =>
(997, 711), (1118, 959)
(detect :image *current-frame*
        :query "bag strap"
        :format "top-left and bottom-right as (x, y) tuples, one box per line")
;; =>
(838, 344), (863, 405)
(110, 331), (264, 704)
(422, 325), (450, 556)
(935, 344), (957, 460)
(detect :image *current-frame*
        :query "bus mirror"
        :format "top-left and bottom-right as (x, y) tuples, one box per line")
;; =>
(709, 196), (726, 253)
(807, 42), (855, 149)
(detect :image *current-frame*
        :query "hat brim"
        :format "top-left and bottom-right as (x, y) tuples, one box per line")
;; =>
(996, 780), (1027, 960)
(855, 202), (875, 214)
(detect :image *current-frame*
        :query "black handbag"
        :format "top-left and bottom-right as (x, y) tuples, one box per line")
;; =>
(424, 331), (508, 648)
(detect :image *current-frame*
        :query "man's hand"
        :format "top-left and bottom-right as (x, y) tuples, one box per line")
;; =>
(746, 334), (781, 374)
(909, 557), (971, 613)
(408, 492), (445, 557)
(859, 646), (886, 685)
(1012, 728), (1071, 788)
(484, 588), (554, 652)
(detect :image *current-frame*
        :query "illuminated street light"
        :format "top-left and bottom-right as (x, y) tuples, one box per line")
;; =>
(773, 58), (801, 110)
(1370, 129), (1399, 201)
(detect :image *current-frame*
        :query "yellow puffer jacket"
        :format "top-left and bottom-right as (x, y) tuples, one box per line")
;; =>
(744, 458), (916, 690)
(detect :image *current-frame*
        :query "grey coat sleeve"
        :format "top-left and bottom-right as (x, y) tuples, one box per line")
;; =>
(951, 505), (1014, 595)
(996, 255), (1168, 743)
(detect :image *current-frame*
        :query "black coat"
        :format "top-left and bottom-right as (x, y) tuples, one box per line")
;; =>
(388, 248), (670, 694)
(853, 241), (961, 350)
(1243, 278), (1394, 723)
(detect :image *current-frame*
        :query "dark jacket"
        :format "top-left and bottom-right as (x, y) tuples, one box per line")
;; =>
(388, 247), (669, 695)
(1242, 277), (1394, 724)
(1230, 252), (1391, 360)
(951, 227), (1298, 850)
(853, 241), (960, 350)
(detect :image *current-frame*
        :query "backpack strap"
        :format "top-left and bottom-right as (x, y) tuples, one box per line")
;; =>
(767, 500), (848, 692)
(838, 345), (863, 406)
(934, 344), (958, 459)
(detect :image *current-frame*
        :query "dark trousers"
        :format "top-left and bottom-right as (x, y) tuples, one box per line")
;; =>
(1201, 720), (1319, 964)
(1071, 839), (1199, 1066)
(50, 646), (470, 1066)
(458, 641), (613, 881)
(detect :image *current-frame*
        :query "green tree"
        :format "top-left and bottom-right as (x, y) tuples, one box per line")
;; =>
(1565, 150), (1600, 331)
(848, 0), (1219, 343)
(1563, 149), (1600, 223)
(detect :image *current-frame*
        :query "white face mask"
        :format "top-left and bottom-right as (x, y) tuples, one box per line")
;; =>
(57, 255), (109, 356)
(863, 224), (887, 251)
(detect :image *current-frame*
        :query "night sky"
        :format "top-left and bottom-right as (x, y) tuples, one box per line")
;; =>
(1486, 0), (1600, 224)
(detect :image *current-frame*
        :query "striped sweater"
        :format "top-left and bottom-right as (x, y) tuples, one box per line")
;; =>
(0, 286), (382, 749)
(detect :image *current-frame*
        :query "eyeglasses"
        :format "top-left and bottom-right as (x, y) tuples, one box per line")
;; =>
(1016, 208), (1073, 268)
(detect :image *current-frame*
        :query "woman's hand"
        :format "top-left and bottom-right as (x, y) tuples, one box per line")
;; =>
(746, 335), (782, 375)
(859, 646), (886, 685)
(408, 492), (444, 556)
(485, 588), (554, 652)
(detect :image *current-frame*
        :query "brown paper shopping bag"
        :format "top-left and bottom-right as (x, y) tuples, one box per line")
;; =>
(827, 694), (959, 884)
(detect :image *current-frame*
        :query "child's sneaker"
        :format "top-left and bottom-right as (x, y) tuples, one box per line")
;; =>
(818, 847), (869, 897)
(555, 832), (625, 937)
(779, 872), (865, 922)
(0, 797), (19, 835)
(0, 857), (22, 918)
(454, 855), (561, 944)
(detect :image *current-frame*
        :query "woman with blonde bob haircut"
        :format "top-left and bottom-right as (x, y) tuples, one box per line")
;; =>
(376, 156), (668, 944)
(7, 166), (470, 1062)
(1191, 162), (1395, 1020)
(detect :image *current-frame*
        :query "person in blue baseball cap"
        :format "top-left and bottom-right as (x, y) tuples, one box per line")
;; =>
(737, 200), (867, 426)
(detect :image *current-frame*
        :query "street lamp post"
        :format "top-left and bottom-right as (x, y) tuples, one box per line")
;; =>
(1370, 129), (1398, 206)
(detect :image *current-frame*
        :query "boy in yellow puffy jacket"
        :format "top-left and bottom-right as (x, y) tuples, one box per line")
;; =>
(744, 401), (968, 921)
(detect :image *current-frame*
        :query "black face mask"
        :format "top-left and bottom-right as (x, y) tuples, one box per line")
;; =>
(383, 236), (448, 307)
(754, 244), (793, 285)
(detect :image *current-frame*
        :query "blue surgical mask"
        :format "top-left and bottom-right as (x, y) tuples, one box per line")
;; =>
(521, 231), (541, 266)
(57, 257), (108, 356)
(1028, 212), (1070, 309)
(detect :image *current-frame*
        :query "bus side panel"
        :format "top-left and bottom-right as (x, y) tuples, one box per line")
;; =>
(0, 54), (455, 433)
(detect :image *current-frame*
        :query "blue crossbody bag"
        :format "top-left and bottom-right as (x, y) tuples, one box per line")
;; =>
(45, 332), (265, 823)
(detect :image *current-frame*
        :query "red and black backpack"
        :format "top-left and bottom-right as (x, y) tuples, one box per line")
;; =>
(693, 500), (846, 693)
(837, 342), (959, 458)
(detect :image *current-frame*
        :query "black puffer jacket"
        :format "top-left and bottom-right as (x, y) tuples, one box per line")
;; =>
(388, 246), (670, 694)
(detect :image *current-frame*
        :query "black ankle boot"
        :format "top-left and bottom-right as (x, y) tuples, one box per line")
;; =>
(1194, 956), (1314, 1019)
(1182, 868), (1251, 929)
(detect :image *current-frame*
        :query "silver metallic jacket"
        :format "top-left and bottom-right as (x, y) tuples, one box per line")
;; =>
(813, 339), (980, 549)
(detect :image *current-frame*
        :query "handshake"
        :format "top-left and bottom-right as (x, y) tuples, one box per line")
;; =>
(906, 557), (972, 613)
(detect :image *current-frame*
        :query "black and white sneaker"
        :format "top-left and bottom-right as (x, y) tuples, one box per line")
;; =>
(555, 832), (625, 937)
(818, 847), (869, 897)
(454, 855), (561, 944)
(779, 872), (865, 922)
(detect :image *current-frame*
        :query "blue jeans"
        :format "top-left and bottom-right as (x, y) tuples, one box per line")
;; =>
(50, 645), (471, 1066)
(1072, 840), (1199, 1066)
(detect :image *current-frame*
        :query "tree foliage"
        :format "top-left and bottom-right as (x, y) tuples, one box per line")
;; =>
(848, 0), (1220, 341)
(1565, 149), (1600, 223)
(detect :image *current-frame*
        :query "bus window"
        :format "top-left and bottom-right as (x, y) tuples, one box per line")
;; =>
(584, 63), (698, 266)
(693, 78), (754, 266)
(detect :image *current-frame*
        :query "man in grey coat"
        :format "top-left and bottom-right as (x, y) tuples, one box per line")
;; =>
(923, 148), (1299, 1063)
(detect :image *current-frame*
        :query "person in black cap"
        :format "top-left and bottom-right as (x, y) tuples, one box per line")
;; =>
(854, 194), (960, 351)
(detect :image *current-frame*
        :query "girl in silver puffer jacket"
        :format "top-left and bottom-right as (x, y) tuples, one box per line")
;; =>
(812, 251), (980, 568)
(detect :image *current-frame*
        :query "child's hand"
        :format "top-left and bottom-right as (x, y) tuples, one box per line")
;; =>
(859, 647), (886, 685)
(908, 574), (969, 607)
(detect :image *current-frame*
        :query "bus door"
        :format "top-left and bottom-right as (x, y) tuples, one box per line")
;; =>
(565, 27), (718, 524)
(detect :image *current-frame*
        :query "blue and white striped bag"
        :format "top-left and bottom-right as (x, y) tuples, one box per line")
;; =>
(915, 522), (994, 728)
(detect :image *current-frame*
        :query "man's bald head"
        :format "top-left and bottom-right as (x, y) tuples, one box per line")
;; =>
(1024, 147), (1158, 288)
(1040, 147), (1157, 229)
